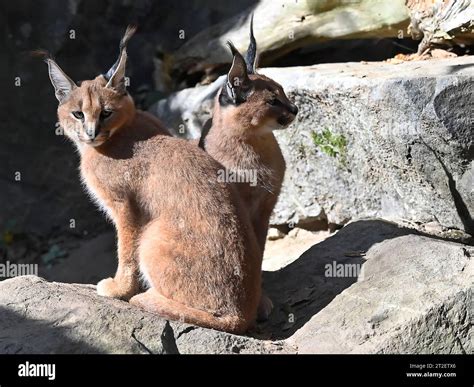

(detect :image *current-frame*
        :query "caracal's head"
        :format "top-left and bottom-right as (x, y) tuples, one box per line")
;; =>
(217, 16), (298, 136)
(42, 26), (137, 148)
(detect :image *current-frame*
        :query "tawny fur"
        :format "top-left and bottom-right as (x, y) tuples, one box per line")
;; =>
(204, 74), (296, 250)
(200, 52), (297, 320)
(45, 29), (263, 334)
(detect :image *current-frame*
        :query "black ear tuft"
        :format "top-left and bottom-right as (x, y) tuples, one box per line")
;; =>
(31, 49), (52, 61)
(226, 41), (240, 57)
(104, 25), (137, 81)
(245, 14), (257, 74)
(104, 25), (137, 93)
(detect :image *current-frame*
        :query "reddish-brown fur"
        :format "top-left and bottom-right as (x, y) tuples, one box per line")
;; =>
(200, 47), (297, 319)
(44, 28), (263, 334)
(204, 74), (296, 250)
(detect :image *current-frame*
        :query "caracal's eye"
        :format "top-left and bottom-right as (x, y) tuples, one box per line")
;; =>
(100, 110), (113, 119)
(72, 111), (84, 120)
(267, 96), (277, 106)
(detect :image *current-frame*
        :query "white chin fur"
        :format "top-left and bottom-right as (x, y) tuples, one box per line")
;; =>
(256, 122), (285, 135)
(88, 140), (106, 147)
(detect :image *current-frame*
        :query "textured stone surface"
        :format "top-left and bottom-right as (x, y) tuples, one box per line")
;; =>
(1, 220), (471, 354)
(289, 233), (474, 354)
(150, 56), (474, 232)
(0, 276), (290, 354)
(173, 0), (409, 67)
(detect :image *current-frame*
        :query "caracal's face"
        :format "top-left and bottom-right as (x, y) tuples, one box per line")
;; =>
(57, 76), (134, 148)
(225, 74), (298, 136)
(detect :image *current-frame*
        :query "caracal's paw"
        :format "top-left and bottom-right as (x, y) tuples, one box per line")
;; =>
(257, 293), (274, 322)
(97, 277), (136, 300)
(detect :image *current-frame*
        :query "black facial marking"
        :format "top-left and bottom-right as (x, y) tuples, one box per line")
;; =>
(198, 117), (213, 150)
(72, 111), (84, 120)
(100, 110), (113, 120)
(219, 84), (252, 107)
(288, 103), (298, 115)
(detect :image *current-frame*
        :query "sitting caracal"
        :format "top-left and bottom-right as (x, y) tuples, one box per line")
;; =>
(199, 17), (298, 318)
(41, 26), (262, 334)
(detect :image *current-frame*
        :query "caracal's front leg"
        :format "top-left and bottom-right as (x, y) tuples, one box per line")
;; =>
(97, 201), (142, 300)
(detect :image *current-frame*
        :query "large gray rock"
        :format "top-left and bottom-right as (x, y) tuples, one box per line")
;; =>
(0, 276), (290, 354)
(406, 0), (474, 54)
(289, 232), (474, 354)
(0, 220), (471, 354)
(150, 56), (474, 233)
(173, 0), (409, 68)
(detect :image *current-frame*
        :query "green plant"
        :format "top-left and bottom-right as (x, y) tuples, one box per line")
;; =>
(0, 219), (18, 247)
(311, 128), (348, 166)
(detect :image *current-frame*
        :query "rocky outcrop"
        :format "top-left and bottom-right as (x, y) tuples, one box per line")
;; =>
(150, 56), (474, 233)
(0, 220), (472, 354)
(173, 0), (410, 68)
(0, 276), (290, 354)
(287, 225), (473, 353)
(406, 0), (474, 54)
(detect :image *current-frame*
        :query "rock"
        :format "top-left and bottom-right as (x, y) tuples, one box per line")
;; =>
(407, 0), (474, 54)
(173, 0), (410, 69)
(0, 276), (291, 354)
(263, 228), (331, 272)
(289, 232), (474, 354)
(421, 220), (445, 235)
(0, 220), (471, 353)
(265, 57), (474, 231)
(149, 76), (225, 138)
(260, 219), (416, 339)
(266, 227), (285, 241)
(150, 56), (474, 233)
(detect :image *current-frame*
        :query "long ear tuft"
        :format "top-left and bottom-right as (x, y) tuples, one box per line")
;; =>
(226, 40), (240, 57)
(33, 50), (76, 103)
(224, 41), (251, 104)
(226, 41), (249, 86)
(105, 25), (137, 93)
(119, 24), (138, 51)
(245, 14), (257, 74)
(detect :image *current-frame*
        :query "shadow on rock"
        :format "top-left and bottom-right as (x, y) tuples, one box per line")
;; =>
(259, 219), (422, 339)
(0, 306), (100, 354)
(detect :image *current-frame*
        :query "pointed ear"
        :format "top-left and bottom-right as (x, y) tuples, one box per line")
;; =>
(224, 41), (251, 103)
(105, 25), (137, 94)
(245, 14), (258, 74)
(106, 49), (128, 93)
(33, 51), (76, 103)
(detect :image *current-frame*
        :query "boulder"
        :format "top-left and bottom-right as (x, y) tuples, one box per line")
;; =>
(173, 0), (410, 69)
(149, 56), (474, 233)
(0, 276), (290, 354)
(289, 230), (474, 354)
(406, 0), (474, 54)
(0, 220), (471, 354)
